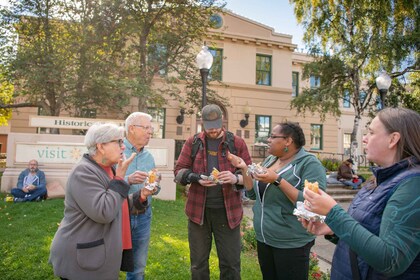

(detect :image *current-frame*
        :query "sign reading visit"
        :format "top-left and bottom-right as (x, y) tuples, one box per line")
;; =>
(16, 143), (87, 164)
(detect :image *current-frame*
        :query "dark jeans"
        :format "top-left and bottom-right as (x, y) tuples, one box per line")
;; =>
(188, 207), (241, 280)
(257, 239), (314, 280)
(11, 187), (47, 201)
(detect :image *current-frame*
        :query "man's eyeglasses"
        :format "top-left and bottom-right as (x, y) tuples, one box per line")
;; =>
(133, 125), (154, 132)
(108, 139), (124, 147)
(269, 134), (288, 139)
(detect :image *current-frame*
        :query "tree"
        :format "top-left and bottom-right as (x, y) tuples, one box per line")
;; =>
(290, 0), (419, 143)
(0, 0), (130, 122)
(0, 0), (228, 122)
(0, 69), (13, 125)
(119, 0), (228, 113)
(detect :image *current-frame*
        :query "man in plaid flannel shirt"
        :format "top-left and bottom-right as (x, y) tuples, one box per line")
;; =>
(174, 104), (252, 280)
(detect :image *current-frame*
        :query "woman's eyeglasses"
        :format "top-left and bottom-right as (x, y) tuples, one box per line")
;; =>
(108, 139), (124, 147)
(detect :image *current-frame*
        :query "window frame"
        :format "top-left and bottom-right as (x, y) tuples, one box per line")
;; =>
(343, 90), (350, 108)
(310, 75), (321, 88)
(256, 54), (272, 86)
(310, 124), (323, 150)
(148, 107), (166, 139)
(255, 115), (271, 143)
(292, 71), (299, 97)
(208, 47), (223, 81)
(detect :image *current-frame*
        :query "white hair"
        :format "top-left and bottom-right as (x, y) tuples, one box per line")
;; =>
(125, 112), (153, 133)
(84, 122), (125, 156)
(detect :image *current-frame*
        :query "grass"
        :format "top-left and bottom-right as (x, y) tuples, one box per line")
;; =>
(0, 186), (261, 280)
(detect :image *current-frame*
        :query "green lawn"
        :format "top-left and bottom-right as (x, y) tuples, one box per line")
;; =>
(0, 189), (261, 280)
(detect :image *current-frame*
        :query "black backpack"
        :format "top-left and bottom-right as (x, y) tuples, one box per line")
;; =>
(190, 131), (237, 160)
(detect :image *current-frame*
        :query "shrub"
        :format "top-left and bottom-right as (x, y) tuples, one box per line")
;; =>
(321, 158), (341, 172)
(241, 217), (257, 251)
(309, 252), (330, 280)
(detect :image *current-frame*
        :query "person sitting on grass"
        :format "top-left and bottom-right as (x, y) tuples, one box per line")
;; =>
(11, 159), (47, 202)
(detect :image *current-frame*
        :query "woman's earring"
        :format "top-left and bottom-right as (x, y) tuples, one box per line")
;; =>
(284, 146), (289, 152)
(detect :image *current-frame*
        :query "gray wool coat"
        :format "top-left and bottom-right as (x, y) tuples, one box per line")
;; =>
(49, 154), (130, 280)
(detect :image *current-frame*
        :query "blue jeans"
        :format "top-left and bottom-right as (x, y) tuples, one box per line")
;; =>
(126, 206), (152, 280)
(11, 187), (47, 201)
(341, 179), (363, 189)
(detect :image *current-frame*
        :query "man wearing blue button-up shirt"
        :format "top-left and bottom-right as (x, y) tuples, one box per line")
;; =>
(124, 112), (160, 280)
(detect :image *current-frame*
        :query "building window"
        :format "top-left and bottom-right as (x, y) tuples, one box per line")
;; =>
(343, 90), (350, 108)
(209, 48), (223, 81)
(148, 108), (166, 139)
(343, 133), (351, 155)
(210, 14), (223, 29)
(37, 107), (48, 134)
(255, 115), (271, 143)
(292, 71), (299, 97)
(359, 90), (367, 106)
(149, 44), (167, 76)
(310, 124), (323, 150)
(80, 108), (97, 118)
(256, 54), (271, 86)
(310, 75), (320, 88)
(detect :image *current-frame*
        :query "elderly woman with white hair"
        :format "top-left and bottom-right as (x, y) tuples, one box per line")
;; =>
(49, 122), (153, 280)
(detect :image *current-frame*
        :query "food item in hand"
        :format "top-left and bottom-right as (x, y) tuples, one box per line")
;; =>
(211, 167), (220, 179)
(247, 162), (267, 176)
(304, 179), (319, 193)
(145, 169), (159, 190)
(148, 170), (157, 183)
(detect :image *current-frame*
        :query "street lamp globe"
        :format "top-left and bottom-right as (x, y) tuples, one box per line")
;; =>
(196, 46), (213, 109)
(375, 73), (392, 109)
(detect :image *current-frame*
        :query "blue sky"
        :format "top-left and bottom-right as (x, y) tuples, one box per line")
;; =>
(224, 0), (305, 51)
(0, 0), (305, 50)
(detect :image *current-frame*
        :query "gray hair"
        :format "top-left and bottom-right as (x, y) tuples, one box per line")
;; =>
(84, 122), (125, 156)
(125, 112), (153, 133)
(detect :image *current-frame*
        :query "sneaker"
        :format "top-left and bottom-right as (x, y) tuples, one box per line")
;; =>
(34, 196), (42, 202)
(14, 197), (26, 203)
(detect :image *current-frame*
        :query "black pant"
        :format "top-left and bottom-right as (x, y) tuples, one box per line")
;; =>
(257, 239), (314, 280)
(188, 207), (241, 280)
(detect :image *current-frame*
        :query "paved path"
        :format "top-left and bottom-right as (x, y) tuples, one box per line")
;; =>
(242, 201), (351, 274)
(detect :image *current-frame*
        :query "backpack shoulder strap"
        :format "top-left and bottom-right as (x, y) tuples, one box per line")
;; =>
(225, 131), (237, 155)
(191, 133), (203, 160)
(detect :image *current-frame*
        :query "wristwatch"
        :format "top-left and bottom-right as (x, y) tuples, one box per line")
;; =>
(272, 174), (283, 186)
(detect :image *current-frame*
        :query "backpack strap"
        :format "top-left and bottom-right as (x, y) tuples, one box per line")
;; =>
(191, 131), (237, 161)
(190, 133), (203, 160)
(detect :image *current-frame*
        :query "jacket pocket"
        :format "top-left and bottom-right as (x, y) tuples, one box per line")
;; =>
(76, 238), (106, 270)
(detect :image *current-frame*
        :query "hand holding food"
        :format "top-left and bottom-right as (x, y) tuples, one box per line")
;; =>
(246, 162), (267, 177)
(145, 169), (160, 191)
(304, 179), (319, 193)
(200, 167), (223, 184)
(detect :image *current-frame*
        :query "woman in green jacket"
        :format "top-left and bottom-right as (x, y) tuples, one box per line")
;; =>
(229, 121), (326, 280)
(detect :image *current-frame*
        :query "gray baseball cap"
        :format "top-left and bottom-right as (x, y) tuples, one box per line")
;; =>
(202, 104), (223, 130)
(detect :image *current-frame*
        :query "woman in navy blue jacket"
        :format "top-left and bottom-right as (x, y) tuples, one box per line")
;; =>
(302, 108), (420, 279)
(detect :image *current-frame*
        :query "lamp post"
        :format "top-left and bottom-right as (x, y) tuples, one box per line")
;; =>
(240, 102), (252, 128)
(375, 73), (392, 110)
(196, 45), (213, 109)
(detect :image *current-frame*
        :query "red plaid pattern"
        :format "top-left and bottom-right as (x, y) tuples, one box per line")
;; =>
(174, 130), (252, 229)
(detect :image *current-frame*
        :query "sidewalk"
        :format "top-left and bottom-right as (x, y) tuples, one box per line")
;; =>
(242, 200), (350, 274)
